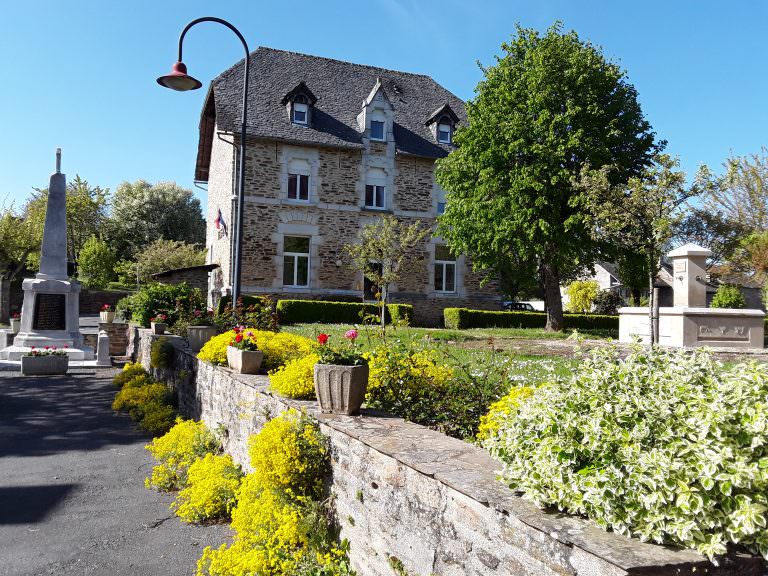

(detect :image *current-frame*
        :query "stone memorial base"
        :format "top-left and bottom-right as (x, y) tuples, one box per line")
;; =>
(619, 306), (765, 349)
(0, 277), (94, 361)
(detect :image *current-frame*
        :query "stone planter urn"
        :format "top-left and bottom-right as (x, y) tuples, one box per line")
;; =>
(151, 322), (167, 335)
(100, 310), (116, 323)
(188, 325), (218, 353)
(10, 318), (21, 334)
(227, 346), (263, 374)
(21, 355), (69, 376)
(314, 363), (369, 415)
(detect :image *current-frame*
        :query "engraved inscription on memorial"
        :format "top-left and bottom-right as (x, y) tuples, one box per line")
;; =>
(698, 323), (749, 341)
(33, 293), (66, 331)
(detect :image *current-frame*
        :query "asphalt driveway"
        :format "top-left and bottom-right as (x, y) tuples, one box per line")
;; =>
(0, 369), (229, 576)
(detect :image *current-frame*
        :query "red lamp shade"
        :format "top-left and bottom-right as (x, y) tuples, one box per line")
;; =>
(156, 61), (202, 91)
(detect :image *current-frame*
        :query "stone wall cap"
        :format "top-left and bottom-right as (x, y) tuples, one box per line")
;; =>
(668, 243), (713, 257)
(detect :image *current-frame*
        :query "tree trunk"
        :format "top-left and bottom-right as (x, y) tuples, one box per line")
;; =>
(541, 262), (564, 331)
(380, 284), (387, 329)
(647, 253), (655, 345)
(652, 286), (660, 344)
(0, 276), (10, 325)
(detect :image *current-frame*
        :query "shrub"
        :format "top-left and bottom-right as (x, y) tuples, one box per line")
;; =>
(484, 345), (768, 559)
(711, 284), (746, 309)
(215, 295), (278, 332)
(443, 307), (618, 331)
(77, 235), (116, 289)
(476, 386), (535, 442)
(277, 299), (411, 326)
(172, 454), (243, 523)
(150, 336), (175, 369)
(592, 290), (625, 315)
(113, 362), (148, 388)
(269, 353), (319, 399)
(145, 419), (222, 491)
(565, 280), (600, 313)
(247, 410), (328, 500)
(198, 329), (313, 370)
(111, 365), (176, 436)
(116, 282), (205, 327)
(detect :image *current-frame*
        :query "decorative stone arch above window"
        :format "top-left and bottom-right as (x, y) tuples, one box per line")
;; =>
(425, 103), (460, 145)
(281, 82), (318, 126)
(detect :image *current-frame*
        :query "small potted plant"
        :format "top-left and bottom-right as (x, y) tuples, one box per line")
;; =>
(10, 312), (21, 334)
(187, 309), (218, 353)
(21, 346), (69, 376)
(100, 304), (116, 323)
(314, 330), (369, 415)
(150, 313), (168, 335)
(226, 328), (263, 374)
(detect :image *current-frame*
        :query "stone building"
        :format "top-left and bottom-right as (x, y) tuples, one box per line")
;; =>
(196, 48), (500, 325)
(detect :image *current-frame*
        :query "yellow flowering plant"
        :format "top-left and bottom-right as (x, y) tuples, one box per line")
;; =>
(198, 329), (312, 370)
(269, 353), (319, 399)
(145, 418), (222, 491)
(476, 385), (535, 443)
(172, 453), (243, 523)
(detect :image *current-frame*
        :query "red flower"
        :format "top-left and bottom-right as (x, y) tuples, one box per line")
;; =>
(45, 346), (50, 350)
(317, 333), (329, 345)
(235, 333), (244, 343)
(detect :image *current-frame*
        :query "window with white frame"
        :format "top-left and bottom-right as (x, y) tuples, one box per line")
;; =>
(434, 245), (456, 293)
(365, 168), (386, 209)
(436, 187), (447, 215)
(292, 95), (308, 125)
(283, 236), (310, 287)
(287, 158), (310, 201)
(437, 120), (452, 144)
(369, 110), (386, 141)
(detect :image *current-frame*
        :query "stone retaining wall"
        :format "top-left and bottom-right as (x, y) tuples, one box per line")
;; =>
(135, 330), (763, 576)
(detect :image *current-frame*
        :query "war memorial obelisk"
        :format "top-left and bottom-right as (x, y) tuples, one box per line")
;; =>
(0, 150), (93, 361)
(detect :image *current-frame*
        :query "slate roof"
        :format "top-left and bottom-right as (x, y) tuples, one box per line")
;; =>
(195, 47), (465, 181)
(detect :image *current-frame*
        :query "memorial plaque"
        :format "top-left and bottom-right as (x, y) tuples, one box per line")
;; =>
(33, 293), (66, 331)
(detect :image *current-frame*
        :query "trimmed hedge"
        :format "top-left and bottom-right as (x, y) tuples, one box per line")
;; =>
(443, 308), (618, 331)
(277, 299), (413, 325)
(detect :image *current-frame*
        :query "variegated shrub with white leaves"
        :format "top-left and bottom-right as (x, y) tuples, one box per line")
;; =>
(483, 345), (768, 561)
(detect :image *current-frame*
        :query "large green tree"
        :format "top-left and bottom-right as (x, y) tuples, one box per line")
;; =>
(107, 180), (206, 257)
(23, 175), (109, 267)
(0, 205), (39, 323)
(436, 24), (658, 330)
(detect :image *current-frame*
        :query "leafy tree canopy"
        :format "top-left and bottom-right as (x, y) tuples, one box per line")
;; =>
(77, 235), (117, 289)
(107, 180), (205, 257)
(117, 239), (207, 285)
(436, 23), (659, 330)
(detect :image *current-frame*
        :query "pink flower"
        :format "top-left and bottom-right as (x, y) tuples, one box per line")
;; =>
(344, 329), (359, 341)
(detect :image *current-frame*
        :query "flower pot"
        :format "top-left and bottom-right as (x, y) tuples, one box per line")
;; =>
(100, 311), (116, 323)
(151, 322), (167, 335)
(227, 346), (264, 374)
(10, 318), (20, 334)
(314, 363), (369, 415)
(188, 325), (219, 353)
(21, 355), (69, 376)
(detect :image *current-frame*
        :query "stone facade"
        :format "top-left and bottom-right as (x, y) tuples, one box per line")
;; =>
(99, 321), (129, 356)
(151, 264), (219, 297)
(135, 331), (764, 576)
(206, 135), (500, 325)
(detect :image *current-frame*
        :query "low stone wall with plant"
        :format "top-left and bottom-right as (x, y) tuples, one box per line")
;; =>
(134, 329), (762, 576)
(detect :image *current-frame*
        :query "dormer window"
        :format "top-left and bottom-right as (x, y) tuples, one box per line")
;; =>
(281, 82), (318, 127)
(426, 103), (460, 146)
(293, 96), (308, 124)
(437, 121), (452, 144)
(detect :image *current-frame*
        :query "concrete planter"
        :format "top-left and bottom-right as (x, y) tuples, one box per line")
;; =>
(21, 355), (69, 376)
(99, 311), (115, 323)
(314, 363), (369, 415)
(151, 322), (167, 335)
(188, 325), (218, 353)
(227, 346), (263, 374)
(10, 318), (20, 334)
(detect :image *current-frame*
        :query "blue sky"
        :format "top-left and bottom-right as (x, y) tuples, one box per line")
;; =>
(1, 1), (766, 210)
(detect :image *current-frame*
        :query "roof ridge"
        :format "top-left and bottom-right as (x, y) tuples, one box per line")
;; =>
(215, 46), (434, 82)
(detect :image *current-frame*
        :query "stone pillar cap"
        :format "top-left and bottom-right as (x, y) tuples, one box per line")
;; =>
(667, 243), (712, 258)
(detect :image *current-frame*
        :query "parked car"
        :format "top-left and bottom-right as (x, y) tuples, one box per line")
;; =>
(503, 301), (536, 312)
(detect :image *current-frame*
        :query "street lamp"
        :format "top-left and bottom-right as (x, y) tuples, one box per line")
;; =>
(157, 16), (250, 314)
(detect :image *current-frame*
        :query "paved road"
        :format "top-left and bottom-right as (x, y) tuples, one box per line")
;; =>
(0, 369), (230, 576)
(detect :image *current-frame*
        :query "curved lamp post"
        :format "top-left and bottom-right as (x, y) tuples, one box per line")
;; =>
(157, 17), (249, 315)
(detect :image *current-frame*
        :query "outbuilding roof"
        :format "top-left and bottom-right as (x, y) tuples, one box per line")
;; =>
(195, 47), (466, 181)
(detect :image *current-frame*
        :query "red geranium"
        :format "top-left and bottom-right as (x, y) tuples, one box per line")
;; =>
(235, 333), (243, 343)
(317, 333), (329, 345)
